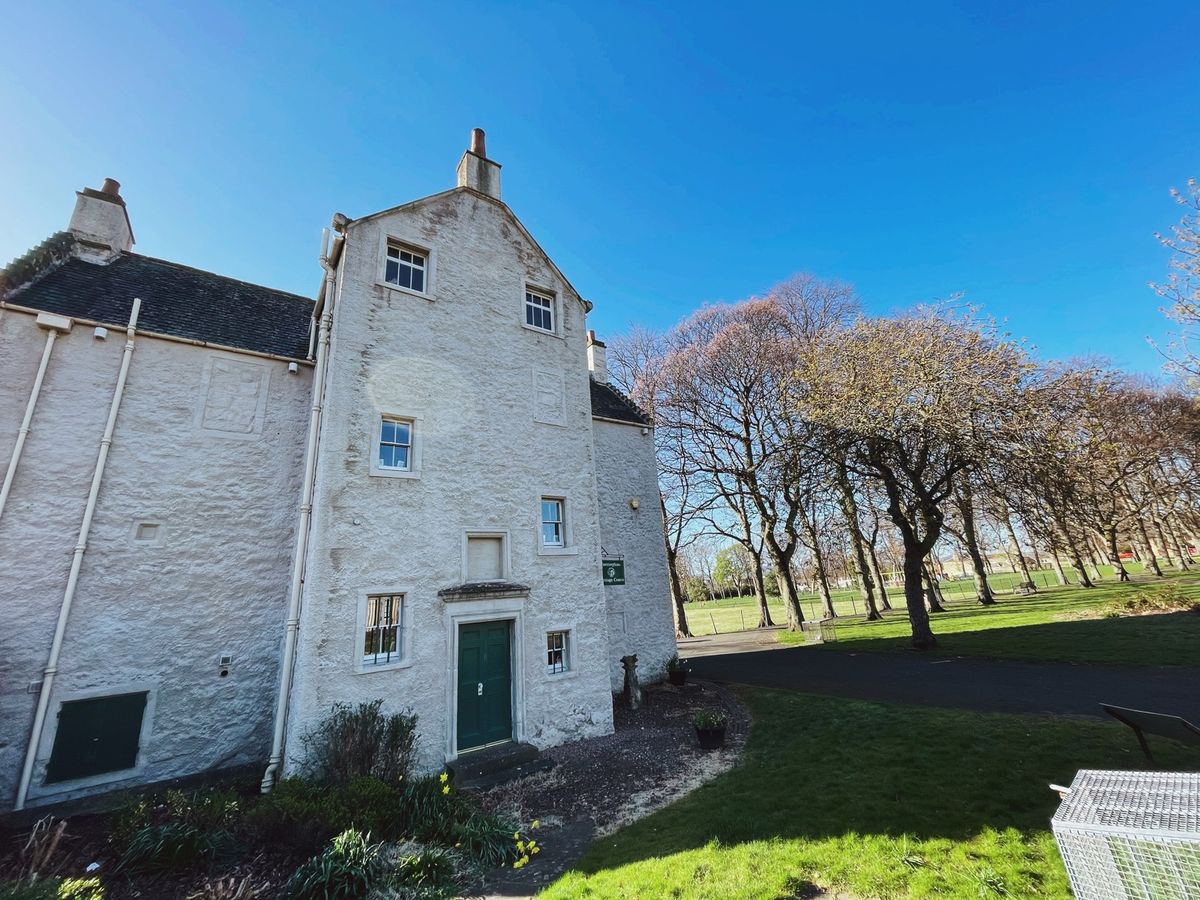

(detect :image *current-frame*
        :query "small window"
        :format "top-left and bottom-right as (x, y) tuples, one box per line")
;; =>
(525, 289), (554, 333)
(385, 243), (427, 293)
(546, 631), (569, 674)
(134, 523), (160, 542)
(541, 499), (564, 548)
(363, 594), (404, 666)
(378, 418), (413, 471)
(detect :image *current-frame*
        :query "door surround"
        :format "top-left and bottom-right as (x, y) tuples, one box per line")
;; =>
(443, 597), (525, 761)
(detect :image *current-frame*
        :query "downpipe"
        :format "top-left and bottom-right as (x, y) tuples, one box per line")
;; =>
(261, 229), (341, 792)
(15, 299), (141, 810)
(0, 314), (73, 526)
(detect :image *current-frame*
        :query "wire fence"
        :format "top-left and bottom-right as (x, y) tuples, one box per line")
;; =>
(683, 563), (1151, 637)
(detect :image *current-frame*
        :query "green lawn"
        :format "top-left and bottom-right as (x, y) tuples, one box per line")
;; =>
(771, 570), (1200, 667)
(544, 688), (1200, 899)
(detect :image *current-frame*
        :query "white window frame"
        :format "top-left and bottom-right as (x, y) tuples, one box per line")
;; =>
(378, 234), (435, 300)
(462, 529), (512, 583)
(522, 285), (560, 336)
(354, 587), (414, 674)
(537, 494), (576, 556)
(546, 629), (570, 675)
(540, 498), (565, 548)
(369, 412), (422, 479)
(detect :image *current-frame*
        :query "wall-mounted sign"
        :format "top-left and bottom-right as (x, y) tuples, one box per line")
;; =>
(602, 558), (625, 585)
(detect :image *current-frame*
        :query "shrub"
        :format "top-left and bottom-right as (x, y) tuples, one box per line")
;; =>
(390, 847), (458, 894)
(693, 709), (727, 729)
(302, 701), (417, 786)
(450, 810), (521, 868)
(0, 878), (103, 900)
(247, 775), (409, 852)
(110, 786), (241, 872)
(286, 829), (384, 900)
(1100, 583), (1200, 618)
(117, 820), (237, 872)
(396, 775), (469, 844)
(665, 654), (689, 674)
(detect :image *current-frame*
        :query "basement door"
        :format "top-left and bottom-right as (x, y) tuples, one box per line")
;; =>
(456, 620), (513, 752)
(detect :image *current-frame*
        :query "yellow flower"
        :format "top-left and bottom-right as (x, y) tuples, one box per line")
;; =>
(531, 819), (540, 830)
(513, 858), (527, 869)
(513, 831), (520, 839)
(517, 841), (525, 853)
(441, 785), (450, 795)
(439, 772), (449, 784)
(531, 846), (540, 855)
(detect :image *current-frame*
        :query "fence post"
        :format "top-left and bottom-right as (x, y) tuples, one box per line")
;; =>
(710, 612), (718, 635)
(740, 609), (746, 631)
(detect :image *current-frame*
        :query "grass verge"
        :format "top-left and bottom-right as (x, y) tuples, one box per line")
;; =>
(544, 688), (1200, 899)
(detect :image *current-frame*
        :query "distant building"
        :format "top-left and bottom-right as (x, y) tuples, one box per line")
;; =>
(0, 131), (675, 810)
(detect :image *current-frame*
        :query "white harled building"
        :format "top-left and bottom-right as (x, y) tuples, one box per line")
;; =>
(0, 131), (676, 810)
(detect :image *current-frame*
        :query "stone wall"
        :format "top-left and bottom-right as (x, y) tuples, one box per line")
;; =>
(592, 418), (677, 690)
(0, 308), (309, 806)
(284, 189), (616, 772)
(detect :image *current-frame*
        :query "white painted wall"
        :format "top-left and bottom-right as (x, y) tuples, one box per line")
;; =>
(0, 308), (309, 806)
(284, 189), (616, 773)
(592, 418), (677, 689)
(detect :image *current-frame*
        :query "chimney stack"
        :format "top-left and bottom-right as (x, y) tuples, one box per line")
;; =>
(68, 177), (134, 258)
(456, 127), (502, 200)
(587, 330), (608, 384)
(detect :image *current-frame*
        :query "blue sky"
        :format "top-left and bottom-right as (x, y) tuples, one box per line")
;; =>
(2, 1), (1197, 374)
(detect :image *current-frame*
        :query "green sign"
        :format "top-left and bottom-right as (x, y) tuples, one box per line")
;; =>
(603, 559), (625, 585)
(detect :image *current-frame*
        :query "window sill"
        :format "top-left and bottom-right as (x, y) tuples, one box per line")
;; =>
(355, 658), (414, 675)
(369, 467), (421, 480)
(545, 668), (578, 681)
(377, 281), (434, 302)
(521, 323), (564, 341)
(538, 546), (578, 557)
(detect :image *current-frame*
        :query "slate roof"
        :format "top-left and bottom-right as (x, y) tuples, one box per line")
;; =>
(590, 379), (652, 426)
(6, 250), (314, 359)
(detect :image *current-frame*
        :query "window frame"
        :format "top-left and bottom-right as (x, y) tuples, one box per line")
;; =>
(369, 412), (422, 480)
(378, 234), (436, 300)
(546, 629), (570, 675)
(540, 498), (565, 548)
(354, 587), (414, 674)
(537, 494), (576, 556)
(522, 285), (560, 336)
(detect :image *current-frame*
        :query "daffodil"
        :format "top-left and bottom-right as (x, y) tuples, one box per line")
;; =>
(531, 819), (540, 829)
(439, 772), (449, 784)
(441, 785), (450, 795)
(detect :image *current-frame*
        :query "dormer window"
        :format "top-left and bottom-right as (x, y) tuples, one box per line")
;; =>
(525, 289), (555, 333)
(385, 242), (426, 293)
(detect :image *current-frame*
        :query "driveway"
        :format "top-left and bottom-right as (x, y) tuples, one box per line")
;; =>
(682, 630), (1200, 722)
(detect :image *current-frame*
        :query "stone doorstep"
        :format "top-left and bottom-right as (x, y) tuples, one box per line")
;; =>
(447, 741), (554, 790)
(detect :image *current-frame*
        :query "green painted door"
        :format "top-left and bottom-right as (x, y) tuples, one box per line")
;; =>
(457, 620), (513, 751)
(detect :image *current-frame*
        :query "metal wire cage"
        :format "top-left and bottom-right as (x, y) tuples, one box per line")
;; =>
(1051, 770), (1200, 899)
(800, 619), (837, 644)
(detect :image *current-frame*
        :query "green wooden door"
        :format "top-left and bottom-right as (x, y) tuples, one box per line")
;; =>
(457, 620), (513, 751)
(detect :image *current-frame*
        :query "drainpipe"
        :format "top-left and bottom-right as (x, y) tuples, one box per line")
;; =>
(0, 313), (73, 526)
(15, 298), (141, 811)
(261, 227), (342, 792)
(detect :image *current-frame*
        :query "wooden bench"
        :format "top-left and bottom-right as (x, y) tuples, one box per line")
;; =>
(1101, 704), (1200, 763)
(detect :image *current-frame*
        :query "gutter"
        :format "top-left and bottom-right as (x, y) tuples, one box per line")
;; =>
(15, 298), (141, 810)
(261, 224), (344, 792)
(0, 313), (73, 526)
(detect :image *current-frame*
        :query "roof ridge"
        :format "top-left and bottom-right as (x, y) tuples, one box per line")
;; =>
(121, 252), (314, 304)
(0, 231), (78, 298)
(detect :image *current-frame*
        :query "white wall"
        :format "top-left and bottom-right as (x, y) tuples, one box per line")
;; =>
(284, 189), (615, 773)
(592, 418), (677, 689)
(0, 309), (309, 806)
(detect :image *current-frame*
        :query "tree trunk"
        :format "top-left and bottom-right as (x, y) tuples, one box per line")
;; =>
(1152, 520), (1177, 569)
(1060, 526), (1094, 588)
(1001, 511), (1035, 590)
(1030, 541), (1044, 571)
(836, 470), (881, 621)
(922, 562), (946, 612)
(660, 495), (692, 638)
(1102, 523), (1131, 582)
(1048, 552), (1069, 586)
(750, 552), (774, 627)
(902, 536), (937, 648)
(803, 515), (836, 619)
(955, 484), (996, 605)
(868, 540), (891, 610)
(1133, 517), (1164, 576)
(1165, 516), (1193, 569)
(763, 538), (804, 629)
